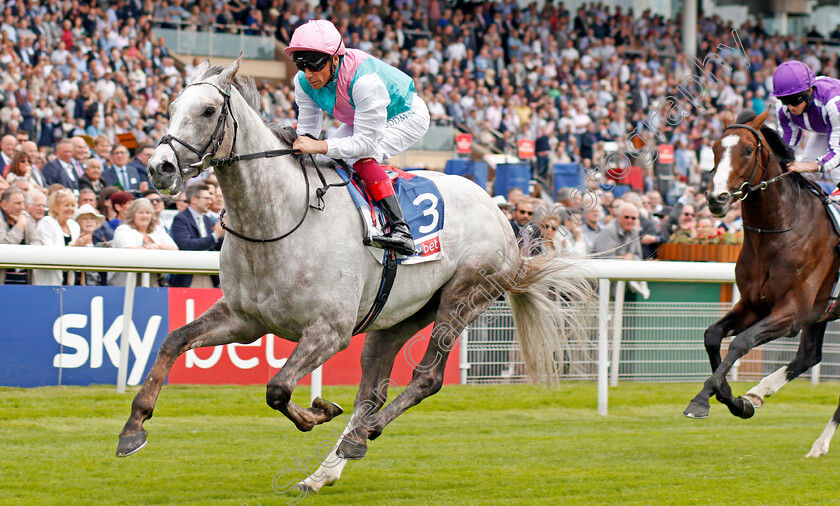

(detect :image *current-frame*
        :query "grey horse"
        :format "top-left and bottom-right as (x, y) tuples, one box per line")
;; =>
(117, 58), (592, 491)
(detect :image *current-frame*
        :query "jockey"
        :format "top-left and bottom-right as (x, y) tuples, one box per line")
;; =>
(774, 60), (840, 198)
(284, 19), (430, 256)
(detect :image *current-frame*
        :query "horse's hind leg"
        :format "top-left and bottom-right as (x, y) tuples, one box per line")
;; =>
(265, 318), (349, 432)
(117, 300), (266, 457)
(336, 267), (503, 458)
(807, 397), (840, 458)
(745, 321), (826, 408)
(299, 298), (438, 492)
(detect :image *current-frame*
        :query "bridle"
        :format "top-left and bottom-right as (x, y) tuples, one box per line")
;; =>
(157, 80), (347, 243)
(720, 123), (798, 234)
(158, 82), (239, 177)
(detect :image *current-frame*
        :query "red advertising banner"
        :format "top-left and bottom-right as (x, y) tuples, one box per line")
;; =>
(167, 288), (460, 386)
(456, 133), (472, 154)
(658, 144), (675, 164)
(518, 139), (536, 159)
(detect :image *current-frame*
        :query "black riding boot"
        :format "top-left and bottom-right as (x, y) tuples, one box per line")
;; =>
(370, 194), (416, 256)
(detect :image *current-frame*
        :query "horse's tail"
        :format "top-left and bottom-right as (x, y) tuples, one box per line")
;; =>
(506, 249), (595, 385)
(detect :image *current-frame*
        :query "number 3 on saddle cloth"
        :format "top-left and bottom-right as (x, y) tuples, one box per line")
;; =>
(337, 166), (445, 265)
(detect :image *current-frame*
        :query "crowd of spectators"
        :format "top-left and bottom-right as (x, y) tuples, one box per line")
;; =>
(0, 0), (838, 285)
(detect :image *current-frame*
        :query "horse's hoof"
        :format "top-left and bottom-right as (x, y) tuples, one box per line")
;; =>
(116, 431), (147, 457)
(728, 397), (755, 419)
(335, 437), (367, 460)
(683, 401), (710, 419)
(742, 393), (764, 409)
(293, 482), (314, 493)
(312, 397), (343, 418)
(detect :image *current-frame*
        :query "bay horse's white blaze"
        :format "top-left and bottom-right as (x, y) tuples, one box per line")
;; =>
(806, 420), (837, 458)
(743, 366), (789, 408)
(712, 134), (740, 196)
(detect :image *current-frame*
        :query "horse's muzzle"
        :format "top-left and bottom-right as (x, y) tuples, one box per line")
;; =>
(706, 191), (730, 217)
(147, 148), (183, 195)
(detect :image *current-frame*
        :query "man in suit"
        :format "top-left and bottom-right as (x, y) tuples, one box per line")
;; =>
(170, 181), (225, 288)
(70, 136), (91, 178)
(20, 141), (47, 188)
(127, 143), (153, 186)
(42, 139), (79, 190)
(102, 144), (148, 193)
(509, 198), (541, 257)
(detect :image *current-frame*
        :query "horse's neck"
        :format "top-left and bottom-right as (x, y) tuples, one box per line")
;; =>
(215, 99), (304, 238)
(741, 170), (800, 229)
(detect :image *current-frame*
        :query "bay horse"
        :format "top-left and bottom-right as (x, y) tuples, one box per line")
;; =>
(116, 58), (593, 490)
(683, 108), (840, 457)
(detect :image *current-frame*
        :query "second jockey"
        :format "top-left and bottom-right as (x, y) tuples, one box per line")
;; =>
(284, 19), (430, 256)
(773, 60), (840, 199)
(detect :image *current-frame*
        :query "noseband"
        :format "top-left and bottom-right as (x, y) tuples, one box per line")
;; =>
(157, 82), (239, 177)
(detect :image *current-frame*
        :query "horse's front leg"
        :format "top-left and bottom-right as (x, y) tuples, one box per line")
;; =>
(684, 307), (796, 420)
(117, 300), (266, 457)
(704, 301), (758, 372)
(266, 318), (348, 432)
(745, 321), (826, 408)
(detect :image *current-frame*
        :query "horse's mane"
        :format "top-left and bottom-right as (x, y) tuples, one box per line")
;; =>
(198, 66), (292, 146)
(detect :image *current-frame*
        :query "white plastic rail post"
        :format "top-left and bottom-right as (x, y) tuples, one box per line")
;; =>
(610, 280), (626, 387)
(597, 278), (610, 416)
(311, 366), (323, 404)
(117, 272), (137, 393)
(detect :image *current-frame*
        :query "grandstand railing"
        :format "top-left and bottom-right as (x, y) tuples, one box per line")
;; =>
(2, 245), (810, 416)
(152, 24), (276, 60)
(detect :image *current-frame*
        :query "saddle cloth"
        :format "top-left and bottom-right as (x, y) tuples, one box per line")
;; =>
(337, 166), (445, 265)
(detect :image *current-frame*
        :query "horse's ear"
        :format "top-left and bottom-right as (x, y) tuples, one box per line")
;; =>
(721, 111), (734, 129)
(751, 108), (770, 128)
(193, 58), (211, 81)
(218, 55), (241, 88)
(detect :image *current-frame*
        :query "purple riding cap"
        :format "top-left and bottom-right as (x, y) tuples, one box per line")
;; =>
(772, 61), (816, 97)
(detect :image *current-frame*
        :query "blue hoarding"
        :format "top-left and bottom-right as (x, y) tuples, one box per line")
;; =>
(0, 286), (169, 387)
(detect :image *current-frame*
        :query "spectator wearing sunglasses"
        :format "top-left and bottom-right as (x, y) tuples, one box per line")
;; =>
(592, 202), (642, 260)
(284, 20), (430, 257)
(4, 151), (45, 193)
(773, 61), (840, 200)
(509, 199), (541, 257)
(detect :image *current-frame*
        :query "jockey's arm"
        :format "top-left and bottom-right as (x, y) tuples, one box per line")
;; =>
(323, 73), (389, 161)
(293, 77), (323, 139)
(820, 106), (840, 174)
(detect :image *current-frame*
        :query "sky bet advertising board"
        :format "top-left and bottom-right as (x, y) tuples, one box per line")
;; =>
(0, 286), (459, 388)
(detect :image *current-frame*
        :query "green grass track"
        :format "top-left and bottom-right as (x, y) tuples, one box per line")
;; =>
(2, 382), (840, 505)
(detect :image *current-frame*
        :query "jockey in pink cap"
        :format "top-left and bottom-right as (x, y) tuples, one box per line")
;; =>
(284, 19), (430, 256)
(774, 60), (840, 199)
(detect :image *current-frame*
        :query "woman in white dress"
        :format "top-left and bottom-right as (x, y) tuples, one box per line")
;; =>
(108, 198), (177, 286)
(33, 189), (91, 285)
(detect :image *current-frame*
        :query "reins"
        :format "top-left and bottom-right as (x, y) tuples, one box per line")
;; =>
(723, 123), (800, 234)
(163, 81), (349, 243)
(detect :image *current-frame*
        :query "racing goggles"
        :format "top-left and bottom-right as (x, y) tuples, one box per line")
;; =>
(292, 51), (330, 72)
(779, 89), (811, 107)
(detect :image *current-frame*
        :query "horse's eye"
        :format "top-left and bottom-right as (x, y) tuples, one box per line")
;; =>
(203, 107), (215, 117)
(744, 146), (754, 156)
